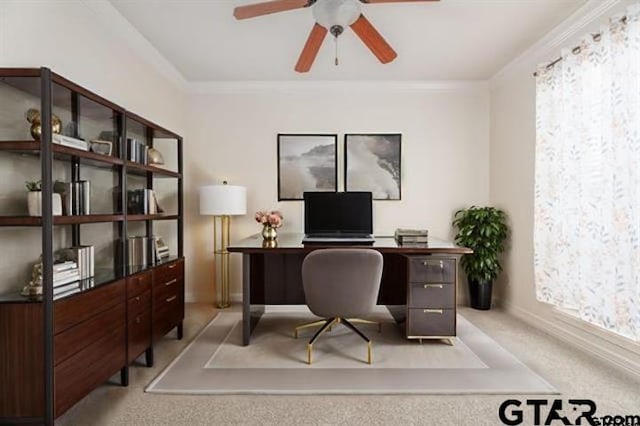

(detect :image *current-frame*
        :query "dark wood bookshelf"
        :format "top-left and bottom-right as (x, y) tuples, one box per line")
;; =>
(127, 214), (179, 222)
(125, 161), (180, 178)
(0, 215), (124, 227)
(0, 141), (123, 169)
(0, 68), (184, 424)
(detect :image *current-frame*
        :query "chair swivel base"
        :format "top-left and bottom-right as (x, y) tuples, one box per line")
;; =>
(300, 317), (374, 365)
(294, 317), (381, 338)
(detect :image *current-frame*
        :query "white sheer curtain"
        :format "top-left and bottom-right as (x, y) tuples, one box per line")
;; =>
(534, 5), (640, 342)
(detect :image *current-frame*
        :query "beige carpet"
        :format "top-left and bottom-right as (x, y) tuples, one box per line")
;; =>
(146, 308), (557, 395)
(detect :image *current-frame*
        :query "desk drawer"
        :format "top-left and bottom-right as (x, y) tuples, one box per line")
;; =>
(154, 259), (184, 284)
(408, 283), (455, 309)
(408, 258), (455, 284)
(407, 308), (455, 337)
(127, 271), (152, 298)
(128, 289), (151, 319)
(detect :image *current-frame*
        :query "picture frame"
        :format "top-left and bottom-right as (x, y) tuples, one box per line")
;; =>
(277, 134), (338, 201)
(344, 133), (402, 200)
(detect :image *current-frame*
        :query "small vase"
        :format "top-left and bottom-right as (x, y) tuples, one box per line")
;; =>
(262, 224), (277, 241)
(28, 192), (62, 216)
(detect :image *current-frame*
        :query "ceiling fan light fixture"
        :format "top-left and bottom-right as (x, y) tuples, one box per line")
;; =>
(312, 0), (362, 33)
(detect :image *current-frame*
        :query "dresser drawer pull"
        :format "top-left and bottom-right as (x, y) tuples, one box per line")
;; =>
(423, 284), (443, 289)
(135, 296), (141, 302)
(165, 278), (177, 287)
(423, 309), (444, 314)
(136, 316), (141, 324)
(168, 264), (177, 269)
(166, 296), (177, 303)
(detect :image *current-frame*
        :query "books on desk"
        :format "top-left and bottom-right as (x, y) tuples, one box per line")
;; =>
(395, 228), (429, 246)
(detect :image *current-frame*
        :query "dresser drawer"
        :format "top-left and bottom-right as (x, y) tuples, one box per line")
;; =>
(153, 259), (184, 285)
(128, 289), (151, 319)
(54, 302), (124, 366)
(154, 277), (183, 304)
(408, 257), (455, 283)
(407, 308), (455, 337)
(153, 291), (184, 342)
(127, 271), (152, 298)
(408, 283), (455, 309)
(54, 323), (125, 417)
(128, 308), (151, 363)
(54, 280), (125, 334)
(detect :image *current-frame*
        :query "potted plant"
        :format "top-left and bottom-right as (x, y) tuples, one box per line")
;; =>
(26, 180), (62, 217)
(452, 206), (508, 310)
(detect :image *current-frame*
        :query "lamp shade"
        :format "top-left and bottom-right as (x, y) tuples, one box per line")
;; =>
(313, 0), (361, 29)
(199, 184), (247, 216)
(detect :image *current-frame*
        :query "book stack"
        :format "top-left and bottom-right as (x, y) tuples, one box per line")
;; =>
(127, 138), (148, 164)
(53, 261), (81, 298)
(52, 134), (89, 151)
(394, 229), (429, 246)
(57, 181), (91, 215)
(56, 246), (95, 278)
(127, 189), (159, 215)
(154, 236), (170, 261)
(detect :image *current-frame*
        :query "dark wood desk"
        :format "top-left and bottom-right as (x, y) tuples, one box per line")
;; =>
(228, 233), (471, 345)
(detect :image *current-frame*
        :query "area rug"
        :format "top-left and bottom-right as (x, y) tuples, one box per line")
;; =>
(146, 308), (557, 395)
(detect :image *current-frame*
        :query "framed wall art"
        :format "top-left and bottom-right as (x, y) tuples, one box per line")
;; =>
(344, 133), (401, 200)
(277, 134), (338, 201)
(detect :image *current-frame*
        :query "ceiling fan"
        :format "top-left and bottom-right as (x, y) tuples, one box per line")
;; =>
(233, 0), (440, 73)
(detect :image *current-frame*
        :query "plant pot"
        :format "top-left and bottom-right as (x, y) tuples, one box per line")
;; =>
(28, 191), (62, 217)
(468, 279), (493, 310)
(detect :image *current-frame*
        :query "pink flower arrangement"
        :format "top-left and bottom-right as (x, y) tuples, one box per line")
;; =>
(255, 210), (283, 228)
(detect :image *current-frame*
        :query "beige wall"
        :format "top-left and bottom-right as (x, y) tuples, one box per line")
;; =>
(0, 0), (186, 295)
(186, 86), (490, 302)
(489, 0), (640, 375)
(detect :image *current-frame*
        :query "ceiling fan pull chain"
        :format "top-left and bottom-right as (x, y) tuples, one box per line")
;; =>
(335, 36), (339, 66)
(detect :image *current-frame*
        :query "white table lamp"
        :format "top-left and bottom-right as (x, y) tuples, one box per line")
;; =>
(199, 181), (247, 308)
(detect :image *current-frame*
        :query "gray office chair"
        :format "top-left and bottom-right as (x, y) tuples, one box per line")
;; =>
(295, 249), (383, 365)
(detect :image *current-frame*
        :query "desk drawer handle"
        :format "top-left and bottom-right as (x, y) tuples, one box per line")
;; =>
(166, 296), (177, 303)
(423, 284), (443, 289)
(168, 264), (177, 269)
(420, 260), (445, 269)
(423, 309), (443, 314)
(165, 279), (177, 287)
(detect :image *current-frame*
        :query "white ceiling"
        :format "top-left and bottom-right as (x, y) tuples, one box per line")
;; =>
(109, 0), (586, 82)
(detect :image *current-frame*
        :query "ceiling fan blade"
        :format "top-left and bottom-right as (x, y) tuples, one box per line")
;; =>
(350, 14), (397, 64)
(360, 0), (439, 3)
(295, 23), (328, 73)
(234, 0), (310, 20)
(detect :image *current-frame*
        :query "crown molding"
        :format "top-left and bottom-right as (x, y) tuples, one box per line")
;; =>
(188, 80), (489, 95)
(489, 0), (622, 88)
(80, 0), (188, 91)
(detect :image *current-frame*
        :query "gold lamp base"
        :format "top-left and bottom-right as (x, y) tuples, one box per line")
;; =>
(213, 215), (231, 309)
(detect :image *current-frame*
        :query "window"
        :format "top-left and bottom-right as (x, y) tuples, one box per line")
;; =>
(534, 5), (640, 342)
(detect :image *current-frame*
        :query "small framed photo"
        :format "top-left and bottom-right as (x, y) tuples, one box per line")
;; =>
(277, 134), (338, 201)
(344, 134), (402, 200)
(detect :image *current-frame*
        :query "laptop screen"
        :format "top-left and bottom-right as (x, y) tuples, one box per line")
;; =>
(304, 192), (373, 235)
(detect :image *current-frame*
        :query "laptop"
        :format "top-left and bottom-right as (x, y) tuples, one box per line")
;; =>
(302, 192), (375, 243)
